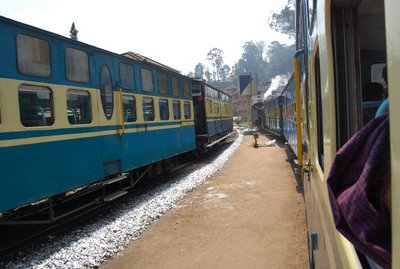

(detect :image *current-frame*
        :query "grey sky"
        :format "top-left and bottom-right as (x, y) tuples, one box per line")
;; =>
(0, 0), (291, 74)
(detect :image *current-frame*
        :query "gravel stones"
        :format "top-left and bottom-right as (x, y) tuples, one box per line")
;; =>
(3, 133), (243, 269)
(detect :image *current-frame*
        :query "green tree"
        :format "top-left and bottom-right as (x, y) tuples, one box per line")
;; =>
(220, 64), (231, 81)
(266, 41), (296, 78)
(233, 41), (268, 83)
(268, 0), (295, 39)
(70, 22), (78, 40)
(194, 63), (205, 78)
(207, 48), (224, 81)
(205, 68), (212, 82)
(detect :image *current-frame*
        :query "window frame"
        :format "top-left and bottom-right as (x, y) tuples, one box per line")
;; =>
(172, 100), (181, 120)
(66, 89), (92, 125)
(100, 64), (114, 120)
(65, 47), (90, 83)
(141, 67), (154, 93)
(119, 62), (136, 91)
(159, 98), (169, 120)
(16, 34), (51, 78)
(122, 95), (137, 122)
(18, 84), (54, 127)
(143, 97), (155, 121)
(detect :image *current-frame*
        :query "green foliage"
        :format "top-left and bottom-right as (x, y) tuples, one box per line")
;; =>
(207, 48), (225, 81)
(266, 41), (296, 78)
(194, 63), (205, 78)
(70, 22), (78, 40)
(268, 0), (295, 39)
(233, 41), (269, 84)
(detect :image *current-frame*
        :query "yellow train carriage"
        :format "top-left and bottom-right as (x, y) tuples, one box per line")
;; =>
(294, 0), (398, 267)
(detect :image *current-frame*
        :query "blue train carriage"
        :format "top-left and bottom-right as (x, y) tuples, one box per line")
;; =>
(280, 75), (298, 157)
(191, 79), (233, 149)
(293, 0), (398, 267)
(0, 16), (195, 219)
(264, 95), (283, 136)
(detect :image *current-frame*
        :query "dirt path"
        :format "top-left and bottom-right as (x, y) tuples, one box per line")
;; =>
(102, 135), (309, 269)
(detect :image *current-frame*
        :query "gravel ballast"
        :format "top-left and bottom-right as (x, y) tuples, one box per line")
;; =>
(2, 133), (243, 269)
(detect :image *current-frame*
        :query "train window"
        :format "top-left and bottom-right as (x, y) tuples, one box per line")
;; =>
(100, 65), (114, 120)
(158, 73), (168, 95)
(65, 48), (89, 83)
(16, 34), (51, 77)
(141, 68), (153, 92)
(207, 100), (212, 114)
(123, 95), (136, 122)
(18, 85), (54, 127)
(143, 97), (154, 121)
(183, 80), (190, 97)
(184, 101), (191, 119)
(66, 90), (92, 124)
(192, 84), (202, 96)
(172, 77), (180, 97)
(119, 63), (135, 90)
(214, 103), (220, 114)
(159, 99), (169, 120)
(315, 51), (324, 169)
(172, 100), (181, 120)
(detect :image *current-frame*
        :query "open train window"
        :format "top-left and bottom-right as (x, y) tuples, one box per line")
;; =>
(315, 51), (324, 170)
(123, 95), (136, 122)
(141, 68), (153, 92)
(66, 90), (92, 124)
(158, 73), (168, 95)
(143, 97), (154, 121)
(100, 65), (114, 120)
(172, 100), (181, 120)
(159, 99), (169, 120)
(172, 77), (180, 97)
(184, 101), (191, 119)
(119, 63), (135, 90)
(65, 48), (89, 83)
(19, 85), (54, 127)
(16, 34), (51, 77)
(183, 80), (190, 97)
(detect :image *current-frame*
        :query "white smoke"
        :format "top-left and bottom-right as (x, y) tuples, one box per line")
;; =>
(263, 74), (290, 100)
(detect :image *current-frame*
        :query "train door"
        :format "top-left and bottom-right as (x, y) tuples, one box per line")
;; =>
(97, 59), (122, 176)
(192, 81), (207, 136)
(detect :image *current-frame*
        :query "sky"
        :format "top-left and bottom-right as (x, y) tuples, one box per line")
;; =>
(0, 0), (291, 75)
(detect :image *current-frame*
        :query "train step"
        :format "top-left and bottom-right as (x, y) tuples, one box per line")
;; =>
(103, 174), (128, 186)
(104, 190), (128, 202)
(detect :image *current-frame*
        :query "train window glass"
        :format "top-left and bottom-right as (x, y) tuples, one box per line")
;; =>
(143, 97), (154, 121)
(371, 63), (387, 89)
(100, 65), (114, 120)
(207, 100), (212, 113)
(315, 51), (324, 169)
(159, 99), (169, 120)
(66, 90), (92, 124)
(65, 48), (89, 83)
(119, 63), (135, 90)
(16, 34), (51, 77)
(158, 73), (168, 95)
(172, 100), (181, 120)
(123, 95), (136, 122)
(184, 101), (191, 119)
(141, 68), (153, 92)
(183, 80), (190, 97)
(18, 85), (54, 127)
(192, 84), (202, 96)
(172, 77), (180, 97)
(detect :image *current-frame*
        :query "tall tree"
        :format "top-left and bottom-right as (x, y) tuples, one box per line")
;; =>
(204, 68), (212, 82)
(70, 22), (78, 40)
(207, 48), (224, 81)
(268, 0), (295, 39)
(266, 41), (296, 78)
(233, 41), (268, 83)
(194, 63), (205, 78)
